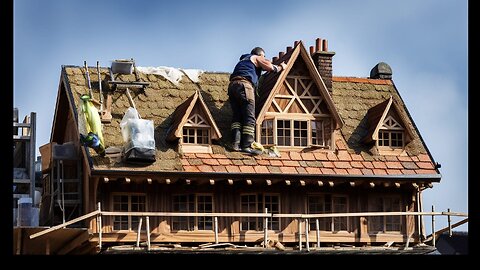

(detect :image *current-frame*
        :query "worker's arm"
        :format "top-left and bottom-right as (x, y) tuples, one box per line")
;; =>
(253, 55), (287, 72)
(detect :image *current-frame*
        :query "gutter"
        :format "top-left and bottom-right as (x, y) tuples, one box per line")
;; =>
(91, 169), (441, 183)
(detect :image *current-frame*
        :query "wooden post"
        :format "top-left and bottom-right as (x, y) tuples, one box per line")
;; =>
(97, 202), (102, 250)
(316, 219), (320, 248)
(16, 228), (22, 255)
(448, 208), (452, 237)
(214, 216), (219, 244)
(298, 218), (302, 251)
(45, 238), (50, 255)
(136, 217), (143, 248)
(146, 216), (151, 251)
(431, 205), (435, 247)
(305, 219), (310, 252)
(263, 208), (268, 248)
(416, 188), (422, 242)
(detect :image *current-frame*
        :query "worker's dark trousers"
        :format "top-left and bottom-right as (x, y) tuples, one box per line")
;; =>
(228, 79), (256, 148)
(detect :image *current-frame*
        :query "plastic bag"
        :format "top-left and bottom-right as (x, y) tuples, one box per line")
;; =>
(120, 107), (155, 156)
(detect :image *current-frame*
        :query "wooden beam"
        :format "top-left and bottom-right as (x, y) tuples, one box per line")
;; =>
(412, 183), (419, 189)
(147, 178), (152, 184)
(317, 181), (323, 187)
(266, 179), (272, 186)
(103, 177), (109, 183)
(285, 180), (291, 186)
(328, 181), (334, 187)
(125, 177), (131, 183)
(165, 178), (171, 185)
(424, 218), (469, 243)
(209, 179), (215, 185)
(369, 182), (375, 188)
(349, 181), (355, 187)
(16, 228), (22, 255)
(228, 179), (234, 185)
(394, 182), (401, 188)
(30, 210), (101, 239)
(246, 179), (252, 185)
(300, 180), (306, 186)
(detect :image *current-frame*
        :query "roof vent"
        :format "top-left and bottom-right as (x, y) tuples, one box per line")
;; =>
(370, 62), (392, 79)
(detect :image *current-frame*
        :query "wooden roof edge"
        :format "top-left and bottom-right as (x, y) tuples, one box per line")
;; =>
(169, 91), (199, 140)
(299, 42), (344, 128)
(256, 42), (302, 125)
(90, 169), (442, 182)
(371, 96), (393, 141)
(197, 90), (223, 139)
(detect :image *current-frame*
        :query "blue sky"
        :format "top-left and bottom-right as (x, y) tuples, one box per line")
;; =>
(14, 0), (468, 233)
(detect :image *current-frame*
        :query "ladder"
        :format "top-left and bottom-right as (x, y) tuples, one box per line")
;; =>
(48, 142), (82, 225)
(13, 109), (36, 213)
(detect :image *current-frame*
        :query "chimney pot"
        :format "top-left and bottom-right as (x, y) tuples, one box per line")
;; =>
(322, 39), (328, 51)
(309, 46), (315, 56)
(294, 40), (300, 47)
(315, 38), (322, 52)
(272, 56), (279, 63)
(279, 51), (285, 58)
(286, 46), (292, 53)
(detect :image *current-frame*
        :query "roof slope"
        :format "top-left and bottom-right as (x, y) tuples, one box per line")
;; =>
(59, 63), (439, 178)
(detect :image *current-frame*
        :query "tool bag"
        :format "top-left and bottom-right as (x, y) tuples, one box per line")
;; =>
(120, 107), (156, 163)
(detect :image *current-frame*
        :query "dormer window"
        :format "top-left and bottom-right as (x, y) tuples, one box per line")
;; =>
(183, 114), (211, 145)
(363, 97), (412, 154)
(255, 42), (343, 151)
(166, 90), (222, 153)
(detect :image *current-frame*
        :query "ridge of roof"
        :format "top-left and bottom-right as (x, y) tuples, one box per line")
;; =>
(333, 76), (392, 85)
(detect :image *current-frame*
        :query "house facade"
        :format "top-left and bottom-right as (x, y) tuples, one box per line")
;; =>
(39, 38), (441, 248)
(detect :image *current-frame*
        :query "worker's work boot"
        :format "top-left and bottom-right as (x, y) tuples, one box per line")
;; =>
(241, 133), (263, 156)
(231, 128), (241, 151)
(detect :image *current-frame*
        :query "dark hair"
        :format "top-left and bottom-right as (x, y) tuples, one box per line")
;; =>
(251, 47), (265, 56)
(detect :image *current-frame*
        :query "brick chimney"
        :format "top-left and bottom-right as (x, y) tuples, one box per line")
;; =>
(310, 38), (335, 92)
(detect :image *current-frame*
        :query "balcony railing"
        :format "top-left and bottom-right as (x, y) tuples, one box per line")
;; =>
(30, 202), (468, 251)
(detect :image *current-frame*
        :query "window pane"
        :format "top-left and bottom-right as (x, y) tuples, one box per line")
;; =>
(172, 195), (191, 230)
(261, 120), (274, 145)
(293, 120), (308, 146)
(333, 196), (348, 231)
(277, 120), (291, 146)
(241, 195), (258, 230)
(264, 194), (280, 231)
(197, 195), (213, 230)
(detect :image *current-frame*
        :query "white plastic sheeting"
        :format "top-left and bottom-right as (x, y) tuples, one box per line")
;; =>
(136, 66), (204, 85)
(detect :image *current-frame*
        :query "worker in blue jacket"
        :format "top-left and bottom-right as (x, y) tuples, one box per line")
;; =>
(228, 47), (287, 155)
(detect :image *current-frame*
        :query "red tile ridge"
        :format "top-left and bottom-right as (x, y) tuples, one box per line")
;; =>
(332, 76), (392, 85)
